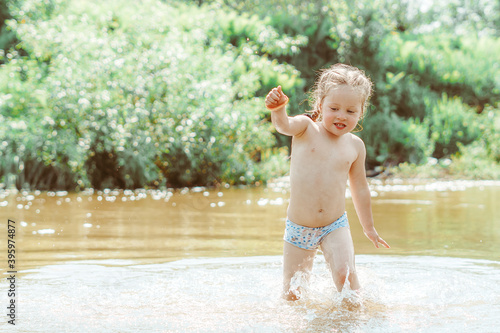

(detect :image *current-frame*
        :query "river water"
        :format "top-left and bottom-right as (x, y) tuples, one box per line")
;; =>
(0, 179), (499, 332)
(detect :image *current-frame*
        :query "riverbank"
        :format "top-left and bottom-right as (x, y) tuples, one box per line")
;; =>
(382, 156), (500, 180)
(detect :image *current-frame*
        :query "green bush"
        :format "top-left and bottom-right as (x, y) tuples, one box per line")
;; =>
(482, 107), (500, 162)
(360, 111), (433, 167)
(1, 0), (499, 188)
(0, 0), (301, 189)
(381, 33), (500, 109)
(429, 94), (483, 158)
(450, 142), (500, 179)
(391, 140), (500, 180)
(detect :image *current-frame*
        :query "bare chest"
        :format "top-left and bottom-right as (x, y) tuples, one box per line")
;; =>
(290, 132), (358, 173)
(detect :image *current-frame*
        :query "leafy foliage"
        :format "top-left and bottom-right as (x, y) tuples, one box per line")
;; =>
(0, 0), (499, 189)
(0, 0), (299, 189)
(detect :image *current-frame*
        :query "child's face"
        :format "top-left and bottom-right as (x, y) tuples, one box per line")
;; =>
(319, 85), (363, 136)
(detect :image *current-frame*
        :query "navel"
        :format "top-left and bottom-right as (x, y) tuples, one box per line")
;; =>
(318, 209), (323, 213)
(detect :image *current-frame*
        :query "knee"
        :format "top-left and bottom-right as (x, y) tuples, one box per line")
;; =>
(333, 266), (349, 286)
(332, 265), (356, 290)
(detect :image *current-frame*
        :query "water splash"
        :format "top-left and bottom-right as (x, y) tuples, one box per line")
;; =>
(6, 255), (499, 332)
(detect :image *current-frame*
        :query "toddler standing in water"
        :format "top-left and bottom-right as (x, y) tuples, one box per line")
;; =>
(265, 63), (390, 301)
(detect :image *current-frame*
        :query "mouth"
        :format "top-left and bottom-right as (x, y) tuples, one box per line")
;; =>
(334, 123), (346, 130)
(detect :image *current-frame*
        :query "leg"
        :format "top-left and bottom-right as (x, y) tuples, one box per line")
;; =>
(282, 241), (316, 301)
(320, 227), (360, 292)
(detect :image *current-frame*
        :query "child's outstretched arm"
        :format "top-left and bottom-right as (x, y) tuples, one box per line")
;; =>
(266, 86), (311, 137)
(349, 137), (390, 249)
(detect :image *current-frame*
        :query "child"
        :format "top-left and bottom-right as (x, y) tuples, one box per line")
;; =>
(265, 63), (390, 301)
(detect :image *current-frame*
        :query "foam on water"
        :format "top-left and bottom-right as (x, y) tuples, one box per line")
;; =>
(5, 255), (500, 332)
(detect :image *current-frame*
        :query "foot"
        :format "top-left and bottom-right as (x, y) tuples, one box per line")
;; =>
(283, 290), (300, 301)
(340, 294), (362, 310)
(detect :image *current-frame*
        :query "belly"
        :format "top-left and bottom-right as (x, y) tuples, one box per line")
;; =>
(287, 177), (347, 227)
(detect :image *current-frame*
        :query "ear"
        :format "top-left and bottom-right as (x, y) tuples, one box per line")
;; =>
(319, 94), (329, 111)
(318, 98), (324, 112)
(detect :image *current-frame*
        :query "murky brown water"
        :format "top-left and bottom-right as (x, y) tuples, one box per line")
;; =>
(2, 179), (499, 270)
(1, 179), (500, 332)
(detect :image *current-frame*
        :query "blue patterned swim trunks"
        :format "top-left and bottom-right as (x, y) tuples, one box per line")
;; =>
(284, 212), (349, 250)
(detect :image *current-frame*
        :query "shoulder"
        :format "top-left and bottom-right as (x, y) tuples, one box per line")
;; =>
(290, 114), (315, 137)
(348, 134), (366, 159)
(348, 134), (367, 176)
(294, 113), (315, 124)
(348, 133), (365, 149)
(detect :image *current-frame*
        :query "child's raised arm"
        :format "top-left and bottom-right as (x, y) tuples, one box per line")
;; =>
(265, 86), (311, 137)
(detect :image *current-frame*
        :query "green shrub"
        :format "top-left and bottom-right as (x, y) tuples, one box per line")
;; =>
(381, 33), (500, 109)
(429, 94), (483, 158)
(0, 0), (301, 189)
(450, 142), (500, 179)
(392, 141), (500, 180)
(2, 0), (499, 188)
(360, 111), (433, 167)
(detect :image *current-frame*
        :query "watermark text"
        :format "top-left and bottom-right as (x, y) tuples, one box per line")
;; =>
(6, 219), (17, 325)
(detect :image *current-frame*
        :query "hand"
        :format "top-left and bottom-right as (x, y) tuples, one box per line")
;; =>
(265, 86), (289, 111)
(364, 228), (390, 249)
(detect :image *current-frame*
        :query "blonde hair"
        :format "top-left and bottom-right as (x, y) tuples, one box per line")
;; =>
(307, 63), (373, 122)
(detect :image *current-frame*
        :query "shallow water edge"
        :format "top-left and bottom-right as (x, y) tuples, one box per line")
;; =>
(2, 255), (500, 333)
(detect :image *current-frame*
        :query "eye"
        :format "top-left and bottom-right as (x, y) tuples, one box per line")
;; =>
(330, 107), (338, 111)
(347, 110), (355, 114)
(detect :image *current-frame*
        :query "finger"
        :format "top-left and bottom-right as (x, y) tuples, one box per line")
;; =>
(266, 97), (280, 107)
(378, 238), (390, 249)
(278, 85), (282, 95)
(372, 239), (379, 248)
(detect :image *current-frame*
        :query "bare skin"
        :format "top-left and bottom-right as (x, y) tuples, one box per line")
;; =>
(266, 85), (390, 300)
